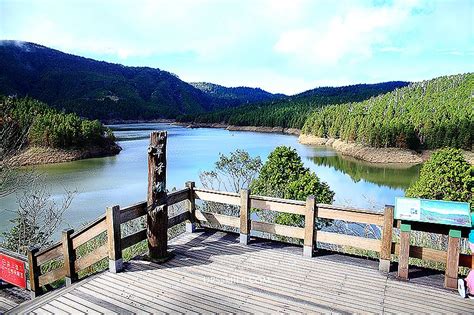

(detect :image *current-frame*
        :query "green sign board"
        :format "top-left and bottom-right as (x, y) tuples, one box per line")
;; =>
(395, 197), (471, 227)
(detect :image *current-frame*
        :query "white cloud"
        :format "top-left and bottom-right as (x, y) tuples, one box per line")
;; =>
(274, 1), (418, 65)
(2, 0), (473, 94)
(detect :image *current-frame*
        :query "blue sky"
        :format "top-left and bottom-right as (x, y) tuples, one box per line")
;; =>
(1, 0), (473, 94)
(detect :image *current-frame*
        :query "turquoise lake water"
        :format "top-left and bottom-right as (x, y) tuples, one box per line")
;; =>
(0, 123), (421, 234)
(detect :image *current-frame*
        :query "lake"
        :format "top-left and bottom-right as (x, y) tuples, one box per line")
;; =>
(0, 123), (421, 234)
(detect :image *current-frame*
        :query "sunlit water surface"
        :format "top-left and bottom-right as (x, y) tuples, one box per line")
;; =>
(0, 123), (420, 234)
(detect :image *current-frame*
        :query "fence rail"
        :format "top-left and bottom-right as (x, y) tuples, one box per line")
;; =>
(25, 183), (472, 297)
(26, 187), (191, 297)
(192, 186), (472, 290)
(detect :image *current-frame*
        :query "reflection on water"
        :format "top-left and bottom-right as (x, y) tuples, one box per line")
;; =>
(0, 123), (420, 235)
(310, 154), (421, 190)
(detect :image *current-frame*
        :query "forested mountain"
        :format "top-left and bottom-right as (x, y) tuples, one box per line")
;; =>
(190, 82), (285, 105)
(0, 41), (277, 120)
(179, 82), (409, 129)
(302, 74), (473, 150)
(2, 96), (116, 152)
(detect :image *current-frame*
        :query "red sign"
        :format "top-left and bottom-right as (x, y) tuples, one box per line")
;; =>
(0, 254), (27, 289)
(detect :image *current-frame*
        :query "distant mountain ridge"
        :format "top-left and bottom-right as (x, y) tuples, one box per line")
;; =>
(180, 81), (410, 129)
(190, 82), (286, 104)
(0, 41), (282, 120)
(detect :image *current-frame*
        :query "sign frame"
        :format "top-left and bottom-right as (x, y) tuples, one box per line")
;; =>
(0, 251), (27, 289)
(395, 197), (471, 227)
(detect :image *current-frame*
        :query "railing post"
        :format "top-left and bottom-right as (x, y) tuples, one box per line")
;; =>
(397, 222), (411, 280)
(106, 205), (123, 273)
(379, 205), (394, 272)
(445, 229), (461, 289)
(27, 246), (41, 298)
(186, 181), (196, 233)
(147, 131), (169, 261)
(62, 229), (77, 285)
(303, 196), (316, 257)
(239, 189), (251, 245)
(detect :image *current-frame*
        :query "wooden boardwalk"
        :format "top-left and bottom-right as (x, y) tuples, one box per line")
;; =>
(10, 230), (474, 314)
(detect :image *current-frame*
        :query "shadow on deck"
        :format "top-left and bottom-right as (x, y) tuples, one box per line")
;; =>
(9, 230), (473, 314)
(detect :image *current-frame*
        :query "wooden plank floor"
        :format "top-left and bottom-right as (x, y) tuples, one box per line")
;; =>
(9, 230), (474, 314)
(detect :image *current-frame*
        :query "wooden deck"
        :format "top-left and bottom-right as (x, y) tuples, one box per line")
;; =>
(10, 230), (474, 314)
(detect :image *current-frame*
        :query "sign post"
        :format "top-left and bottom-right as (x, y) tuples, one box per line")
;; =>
(395, 197), (471, 286)
(146, 131), (170, 262)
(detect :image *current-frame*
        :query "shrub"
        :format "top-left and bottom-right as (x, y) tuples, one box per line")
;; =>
(406, 148), (473, 205)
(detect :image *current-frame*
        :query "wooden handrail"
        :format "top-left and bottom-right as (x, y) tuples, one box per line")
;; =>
(120, 202), (146, 224)
(25, 183), (471, 298)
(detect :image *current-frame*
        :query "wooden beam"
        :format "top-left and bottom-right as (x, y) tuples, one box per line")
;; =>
(240, 189), (251, 245)
(167, 188), (190, 206)
(251, 221), (305, 239)
(72, 217), (107, 249)
(317, 207), (384, 226)
(379, 205), (394, 272)
(392, 243), (446, 263)
(120, 202), (146, 224)
(195, 210), (240, 228)
(303, 196), (316, 257)
(38, 267), (66, 287)
(398, 223), (411, 280)
(121, 229), (147, 250)
(250, 196), (306, 215)
(27, 247), (41, 298)
(317, 231), (381, 252)
(194, 189), (240, 206)
(74, 244), (109, 273)
(62, 229), (76, 286)
(106, 205), (122, 273)
(35, 243), (62, 265)
(147, 131), (169, 261)
(445, 229), (461, 289)
(185, 182), (196, 233)
(459, 253), (473, 268)
(168, 211), (190, 228)
(393, 220), (470, 237)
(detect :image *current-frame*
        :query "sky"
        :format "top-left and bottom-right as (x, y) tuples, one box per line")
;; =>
(1, 0), (473, 94)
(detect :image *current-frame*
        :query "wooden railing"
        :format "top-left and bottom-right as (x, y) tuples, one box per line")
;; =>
(26, 183), (472, 297)
(190, 186), (472, 290)
(192, 187), (387, 259)
(27, 187), (191, 297)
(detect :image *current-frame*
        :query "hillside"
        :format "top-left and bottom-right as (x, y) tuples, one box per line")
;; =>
(302, 73), (473, 151)
(178, 82), (409, 129)
(0, 41), (278, 121)
(190, 82), (285, 105)
(2, 96), (120, 165)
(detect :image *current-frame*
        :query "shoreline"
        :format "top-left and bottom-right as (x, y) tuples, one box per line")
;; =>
(173, 122), (301, 136)
(6, 144), (122, 167)
(178, 122), (473, 164)
(299, 134), (474, 165)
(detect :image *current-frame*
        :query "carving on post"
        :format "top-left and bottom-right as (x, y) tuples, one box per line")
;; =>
(147, 131), (170, 261)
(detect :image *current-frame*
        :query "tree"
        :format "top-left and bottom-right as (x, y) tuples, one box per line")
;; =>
(1, 177), (75, 254)
(251, 146), (334, 227)
(406, 148), (473, 205)
(199, 150), (262, 216)
(199, 150), (262, 192)
(250, 146), (307, 198)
